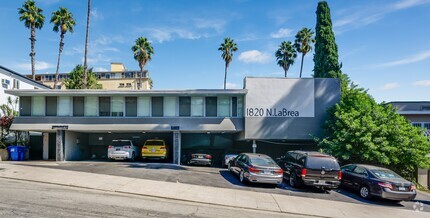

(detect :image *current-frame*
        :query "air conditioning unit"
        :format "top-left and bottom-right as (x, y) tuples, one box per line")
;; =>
(1, 79), (10, 86)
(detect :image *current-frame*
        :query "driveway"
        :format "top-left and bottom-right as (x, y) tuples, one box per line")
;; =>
(16, 161), (430, 213)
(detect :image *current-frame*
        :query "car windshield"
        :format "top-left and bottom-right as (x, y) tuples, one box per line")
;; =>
(112, 141), (131, 146)
(305, 156), (340, 170)
(250, 156), (276, 166)
(145, 141), (164, 145)
(371, 169), (402, 179)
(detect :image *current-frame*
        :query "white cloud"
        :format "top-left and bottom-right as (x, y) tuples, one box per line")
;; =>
(90, 8), (104, 21)
(193, 18), (226, 33)
(376, 50), (430, 67)
(137, 27), (205, 43)
(270, 28), (294, 38)
(413, 80), (430, 86)
(334, 0), (430, 32)
(226, 82), (240, 89)
(381, 83), (399, 90)
(238, 50), (271, 64)
(14, 61), (53, 71)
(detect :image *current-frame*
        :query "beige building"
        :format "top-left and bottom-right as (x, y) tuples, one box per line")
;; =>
(30, 63), (151, 90)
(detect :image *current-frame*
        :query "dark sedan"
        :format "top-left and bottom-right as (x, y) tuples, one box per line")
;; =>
(341, 164), (416, 201)
(228, 153), (283, 185)
(187, 153), (213, 166)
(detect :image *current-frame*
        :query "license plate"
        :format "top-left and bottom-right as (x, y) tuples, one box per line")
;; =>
(316, 180), (326, 185)
(151, 148), (156, 153)
(261, 170), (271, 174)
(399, 187), (406, 191)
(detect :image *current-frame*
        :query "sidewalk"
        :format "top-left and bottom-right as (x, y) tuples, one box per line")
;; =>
(0, 162), (427, 218)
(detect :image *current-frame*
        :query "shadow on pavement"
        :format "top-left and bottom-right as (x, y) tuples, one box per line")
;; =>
(219, 170), (280, 189)
(127, 163), (187, 170)
(333, 188), (406, 208)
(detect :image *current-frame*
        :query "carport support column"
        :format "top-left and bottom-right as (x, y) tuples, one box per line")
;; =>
(173, 131), (181, 165)
(42, 133), (49, 160)
(252, 140), (257, 154)
(56, 130), (65, 162)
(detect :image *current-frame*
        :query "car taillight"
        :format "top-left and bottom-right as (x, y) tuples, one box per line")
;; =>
(123, 146), (131, 149)
(410, 185), (416, 191)
(108, 145), (113, 149)
(159, 146), (166, 150)
(248, 166), (260, 173)
(274, 169), (283, 174)
(378, 182), (393, 190)
(205, 155), (212, 159)
(142, 146), (148, 149)
(301, 168), (307, 177)
(338, 171), (342, 180)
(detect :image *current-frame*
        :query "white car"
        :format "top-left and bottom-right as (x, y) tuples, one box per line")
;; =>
(107, 140), (139, 161)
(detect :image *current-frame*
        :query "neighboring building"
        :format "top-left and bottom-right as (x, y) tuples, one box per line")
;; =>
(6, 77), (340, 165)
(0, 65), (50, 111)
(390, 101), (430, 189)
(29, 63), (151, 90)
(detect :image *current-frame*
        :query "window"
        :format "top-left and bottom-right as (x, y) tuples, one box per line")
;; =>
(424, 123), (430, 130)
(137, 96), (150, 116)
(13, 79), (20, 89)
(32, 96), (45, 116)
(218, 96), (230, 117)
(126, 83), (132, 87)
(191, 97), (204, 116)
(119, 83), (125, 87)
(231, 97), (237, 117)
(352, 166), (368, 176)
(341, 165), (356, 173)
(125, 97), (137, 117)
(151, 97), (163, 117)
(73, 97), (84, 116)
(164, 97), (176, 117)
(111, 96), (124, 117)
(99, 97), (111, 116)
(58, 96), (71, 116)
(45, 96), (57, 116)
(84, 96), (98, 116)
(422, 106), (430, 111)
(205, 97), (217, 117)
(179, 97), (191, 116)
(105, 73), (111, 79)
(20, 96), (31, 116)
(305, 156), (340, 170)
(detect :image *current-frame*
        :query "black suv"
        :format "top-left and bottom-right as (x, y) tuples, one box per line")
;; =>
(276, 151), (342, 190)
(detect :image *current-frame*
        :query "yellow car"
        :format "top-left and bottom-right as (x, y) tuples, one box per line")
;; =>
(142, 139), (168, 160)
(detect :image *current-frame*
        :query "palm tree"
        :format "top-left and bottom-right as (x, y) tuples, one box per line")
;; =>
(18, 0), (45, 80)
(294, 28), (315, 78)
(131, 37), (154, 90)
(275, 41), (297, 77)
(83, 0), (91, 89)
(51, 7), (76, 89)
(218, 38), (238, 89)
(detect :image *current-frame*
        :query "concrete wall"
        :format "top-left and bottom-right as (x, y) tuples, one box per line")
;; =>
(65, 131), (90, 161)
(244, 78), (340, 140)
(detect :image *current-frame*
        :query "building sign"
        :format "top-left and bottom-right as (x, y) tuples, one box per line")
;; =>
(245, 78), (315, 117)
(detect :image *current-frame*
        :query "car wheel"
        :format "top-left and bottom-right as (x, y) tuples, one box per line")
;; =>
(131, 153), (135, 162)
(359, 185), (371, 199)
(289, 173), (298, 188)
(239, 171), (246, 184)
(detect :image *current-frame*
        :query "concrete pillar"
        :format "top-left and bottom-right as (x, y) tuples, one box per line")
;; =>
(173, 131), (181, 165)
(252, 140), (257, 154)
(56, 130), (65, 162)
(42, 133), (49, 160)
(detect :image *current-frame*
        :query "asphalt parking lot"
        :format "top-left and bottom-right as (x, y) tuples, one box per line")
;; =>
(19, 161), (430, 213)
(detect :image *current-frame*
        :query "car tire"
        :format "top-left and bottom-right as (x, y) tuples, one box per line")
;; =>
(289, 173), (298, 188)
(239, 171), (247, 184)
(359, 185), (371, 199)
(131, 153), (135, 162)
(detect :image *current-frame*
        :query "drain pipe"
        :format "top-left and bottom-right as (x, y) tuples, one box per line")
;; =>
(252, 140), (257, 154)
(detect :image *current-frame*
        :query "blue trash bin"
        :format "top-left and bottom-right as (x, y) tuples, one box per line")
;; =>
(7, 146), (19, 161)
(18, 147), (27, 161)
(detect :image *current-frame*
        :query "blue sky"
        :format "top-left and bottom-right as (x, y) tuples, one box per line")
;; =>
(1, 0), (429, 102)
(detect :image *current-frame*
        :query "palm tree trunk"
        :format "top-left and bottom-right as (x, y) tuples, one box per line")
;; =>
(299, 53), (305, 78)
(54, 33), (65, 89)
(83, 0), (91, 89)
(284, 68), (287, 78)
(223, 64), (228, 89)
(30, 25), (36, 80)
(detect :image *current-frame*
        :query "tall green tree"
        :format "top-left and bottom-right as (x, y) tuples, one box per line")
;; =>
(218, 37), (238, 89)
(63, 65), (101, 89)
(313, 1), (348, 92)
(132, 37), (154, 90)
(318, 86), (430, 181)
(18, 0), (45, 80)
(51, 7), (76, 89)
(294, 28), (315, 78)
(275, 41), (297, 77)
(83, 0), (91, 89)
